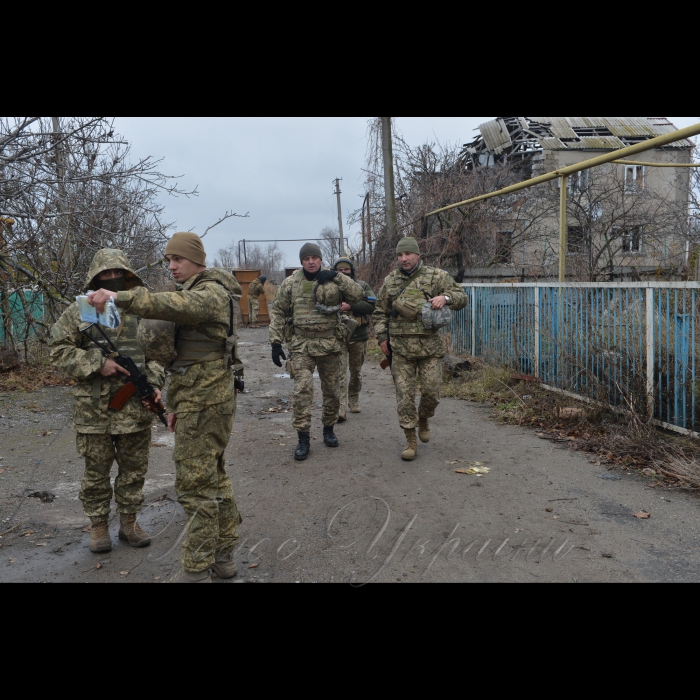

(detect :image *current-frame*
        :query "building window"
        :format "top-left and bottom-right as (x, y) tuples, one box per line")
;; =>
(494, 231), (513, 264)
(568, 226), (587, 254)
(618, 227), (643, 254)
(624, 165), (645, 193)
(569, 170), (590, 194)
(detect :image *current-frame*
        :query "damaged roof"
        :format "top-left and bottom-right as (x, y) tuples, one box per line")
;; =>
(462, 117), (692, 166)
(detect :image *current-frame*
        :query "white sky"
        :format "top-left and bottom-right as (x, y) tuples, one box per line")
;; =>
(115, 117), (698, 269)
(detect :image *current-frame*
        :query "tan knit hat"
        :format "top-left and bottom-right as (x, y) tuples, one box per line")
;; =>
(165, 232), (207, 266)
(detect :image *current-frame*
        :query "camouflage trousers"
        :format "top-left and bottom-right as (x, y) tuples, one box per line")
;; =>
(248, 298), (259, 325)
(391, 354), (442, 430)
(340, 341), (367, 416)
(174, 400), (242, 574)
(291, 351), (341, 432)
(77, 429), (151, 523)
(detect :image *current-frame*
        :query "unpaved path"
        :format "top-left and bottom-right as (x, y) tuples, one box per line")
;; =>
(1, 327), (699, 584)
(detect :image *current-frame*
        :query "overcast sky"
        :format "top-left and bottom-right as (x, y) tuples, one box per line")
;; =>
(115, 117), (698, 270)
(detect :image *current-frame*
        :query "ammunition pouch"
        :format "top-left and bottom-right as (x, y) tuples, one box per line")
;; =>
(335, 316), (359, 342)
(393, 298), (421, 321)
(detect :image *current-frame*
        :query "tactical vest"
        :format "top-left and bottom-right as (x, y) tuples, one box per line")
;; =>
(291, 273), (338, 338)
(170, 275), (241, 373)
(85, 315), (145, 401)
(388, 268), (440, 337)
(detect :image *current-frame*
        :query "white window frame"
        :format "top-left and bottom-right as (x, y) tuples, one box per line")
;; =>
(624, 165), (645, 193)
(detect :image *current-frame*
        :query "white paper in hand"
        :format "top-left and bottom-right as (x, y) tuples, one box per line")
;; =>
(76, 294), (122, 329)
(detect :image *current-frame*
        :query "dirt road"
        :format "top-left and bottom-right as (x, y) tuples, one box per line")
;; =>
(1, 327), (699, 583)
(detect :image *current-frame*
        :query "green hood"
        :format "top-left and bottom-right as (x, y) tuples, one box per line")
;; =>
(84, 249), (144, 293)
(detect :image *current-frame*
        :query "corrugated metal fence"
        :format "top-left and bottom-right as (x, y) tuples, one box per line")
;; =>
(0, 289), (45, 345)
(449, 283), (700, 436)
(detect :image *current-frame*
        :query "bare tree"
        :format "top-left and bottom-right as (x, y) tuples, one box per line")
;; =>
(318, 226), (341, 266)
(0, 117), (195, 356)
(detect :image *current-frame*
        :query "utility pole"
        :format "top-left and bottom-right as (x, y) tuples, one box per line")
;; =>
(381, 117), (398, 243)
(51, 117), (71, 268)
(333, 178), (346, 258)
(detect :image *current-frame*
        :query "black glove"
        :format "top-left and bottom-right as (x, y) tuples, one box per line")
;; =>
(316, 270), (338, 284)
(272, 344), (287, 368)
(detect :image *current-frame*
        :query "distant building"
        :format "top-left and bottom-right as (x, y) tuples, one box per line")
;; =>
(459, 117), (694, 281)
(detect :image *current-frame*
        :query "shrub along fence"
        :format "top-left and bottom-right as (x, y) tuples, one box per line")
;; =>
(0, 288), (45, 348)
(449, 282), (700, 436)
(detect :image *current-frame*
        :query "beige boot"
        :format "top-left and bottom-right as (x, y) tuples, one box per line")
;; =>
(419, 417), (431, 444)
(338, 412), (348, 423)
(119, 514), (151, 549)
(171, 569), (213, 584)
(349, 397), (361, 414)
(211, 551), (239, 580)
(401, 429), (418, 462)
(89, 521), (112, 554)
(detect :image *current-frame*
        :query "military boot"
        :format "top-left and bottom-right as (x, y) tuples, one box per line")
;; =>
(119, 514), (151, 549)
(89, 521), (112, 554)
(401, 429), (418, 462)
(211, 551), (238, 580)
(171, 569), (213, 584)
(295, 432), (311, 462)
(338, 411), (347, 423)
(418, 417), (431, 444)
(349, 397), (361, 414)
(323, 425), (339, 448)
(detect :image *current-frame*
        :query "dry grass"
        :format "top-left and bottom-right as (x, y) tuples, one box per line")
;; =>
(0, 363), (70, 393)
(442, 357), (700, 492)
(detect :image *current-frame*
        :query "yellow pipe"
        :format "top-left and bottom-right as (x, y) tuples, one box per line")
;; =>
(613, 160), (700, 167)
(559, 176), (568, 283)
(428, 122), (700, 217)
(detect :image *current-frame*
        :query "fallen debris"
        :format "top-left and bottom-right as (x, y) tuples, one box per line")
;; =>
(27, 492), (56, 504)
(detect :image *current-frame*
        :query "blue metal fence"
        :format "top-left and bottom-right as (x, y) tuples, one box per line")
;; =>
(0, 289), (45, 345)
(449, 283), (700, 435)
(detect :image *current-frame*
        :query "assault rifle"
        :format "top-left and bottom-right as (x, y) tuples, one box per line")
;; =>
(80, 323), (167, 426)
(380, 326), (393, 371)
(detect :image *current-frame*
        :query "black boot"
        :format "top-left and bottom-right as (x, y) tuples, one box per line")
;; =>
(295, 432), (311, 461)
(323, 425), (339, 448)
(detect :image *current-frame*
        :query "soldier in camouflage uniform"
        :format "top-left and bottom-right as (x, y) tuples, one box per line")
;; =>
(270, 243), (364, 461)
(334, 257), (376, 421)
(50, 250), (166, 554)
(247, 276), (267, 325)
(374, 237), (468, 461)
(89, 232), (244, 584)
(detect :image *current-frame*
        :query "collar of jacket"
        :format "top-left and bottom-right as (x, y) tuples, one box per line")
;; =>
(303, 269), (317, 281)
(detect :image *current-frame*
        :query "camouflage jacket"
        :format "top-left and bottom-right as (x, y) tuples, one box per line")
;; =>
(248, 279), (265, 299)
(269, 269), (364, 356)
(49, 249), (165, 435)
(116, 269), (243, 414)
(374, 262), (468, 360)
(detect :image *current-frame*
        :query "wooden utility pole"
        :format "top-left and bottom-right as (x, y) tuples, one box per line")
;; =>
(381, 117), (398, 243)
(51, 117), (72, 268)
(334, 178), (346, 257)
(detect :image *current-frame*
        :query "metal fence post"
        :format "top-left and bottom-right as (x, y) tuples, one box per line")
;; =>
(646, 287), (655, 420)
(471, 286), (477, 357)
(534, 286), (541, 379)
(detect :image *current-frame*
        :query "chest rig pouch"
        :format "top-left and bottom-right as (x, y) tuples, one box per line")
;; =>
(292, 276), (337, 339)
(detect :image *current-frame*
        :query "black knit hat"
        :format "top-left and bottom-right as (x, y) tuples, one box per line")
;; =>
(299, 243), (322, 263)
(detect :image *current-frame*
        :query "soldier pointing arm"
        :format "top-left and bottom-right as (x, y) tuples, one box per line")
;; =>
(90, 232), (244, 584)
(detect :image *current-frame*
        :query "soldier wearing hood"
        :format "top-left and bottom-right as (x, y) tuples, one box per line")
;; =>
(89, 233), (245, 584)
(247, 275), (267, 326)
(333, 257), (376, 420)
(50, 249), (166, 555)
